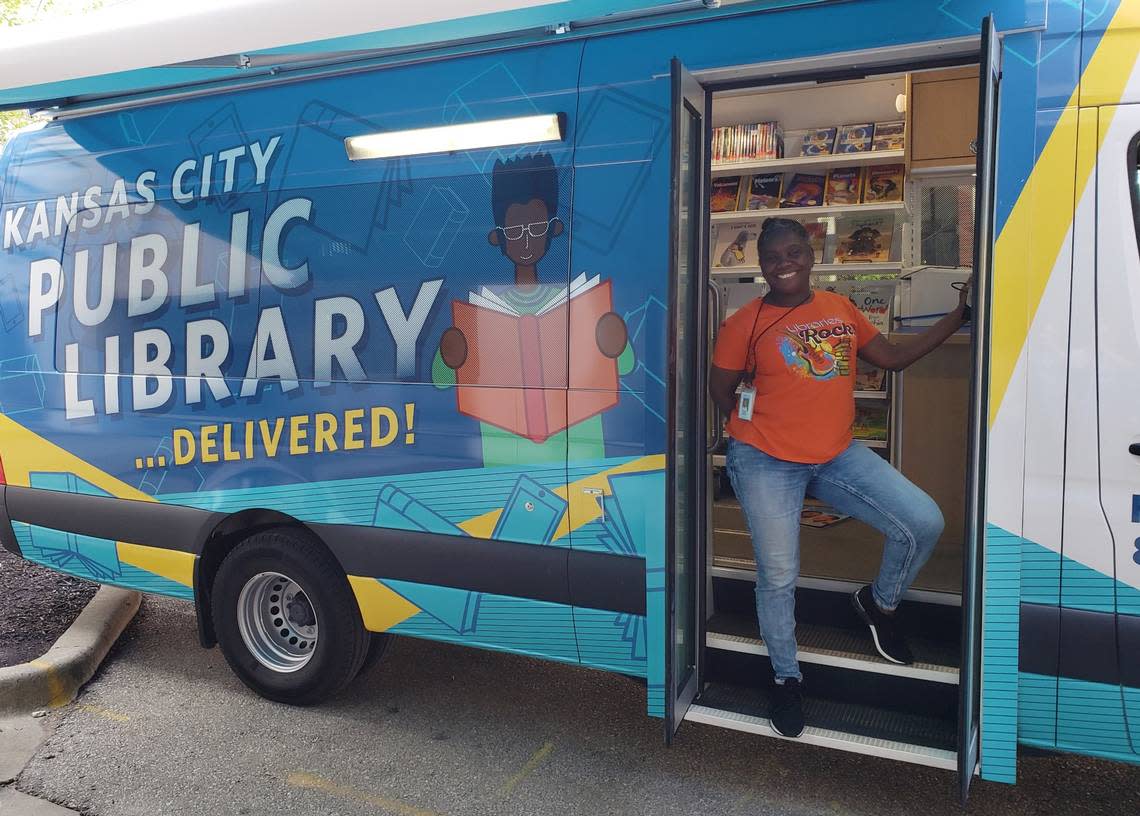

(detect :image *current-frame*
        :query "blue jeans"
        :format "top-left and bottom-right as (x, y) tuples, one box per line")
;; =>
(726, 438), (944, 681)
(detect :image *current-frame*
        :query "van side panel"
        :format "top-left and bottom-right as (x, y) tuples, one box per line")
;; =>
(0, 40), (661, 675)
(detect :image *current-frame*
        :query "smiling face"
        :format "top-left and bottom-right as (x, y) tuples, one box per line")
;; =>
(758, 229), (814, 300)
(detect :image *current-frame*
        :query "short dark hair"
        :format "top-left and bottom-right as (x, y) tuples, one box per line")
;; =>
(757, 217), (811, 257)
(491, 152), (559, 226)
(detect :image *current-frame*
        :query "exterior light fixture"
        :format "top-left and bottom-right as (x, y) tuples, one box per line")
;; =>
(345, 112), (566, 161)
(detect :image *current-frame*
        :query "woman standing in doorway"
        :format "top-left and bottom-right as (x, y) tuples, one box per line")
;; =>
(708, 218), (969, 739)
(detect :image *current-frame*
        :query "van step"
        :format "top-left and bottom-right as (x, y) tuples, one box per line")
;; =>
(686, 681), (957, 770)
(706, 611), (959, 684)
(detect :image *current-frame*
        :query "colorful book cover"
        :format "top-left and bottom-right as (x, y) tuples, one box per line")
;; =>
(836, 122), (874, 153)
(824, 167), (863, 206)
(781, 173), (825, 207)
(803, 221), (827, 263)
(802, 127), (837, 156)
(835, 213), (893, 262)
(854, 361), (887, 392)
(831, 280), (894, 332)
(863, 164), (904, 203)
(710, 175), (744, 212)
(800, 504), (851, 528)
(853, 403), (889, 441)
(742, 173), (783, 209)
(712, 220), (761, 268)
(452, 275), (618, 441)
(871, 120), (906, 151)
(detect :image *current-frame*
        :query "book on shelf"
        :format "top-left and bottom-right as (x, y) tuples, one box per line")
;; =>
(835, 212), (893, 262)
(855, 361), (887, 392)
(803, 220), (827, 263)
(711, 220), (762, 268)
(836, 122), (874, 153)
(802, 127), (837, 156)
(710, 175), (745, 212)
(863, 164), (904, 203)
(713, 121), (784, 162)
(452, 274), (617, 442)
(781, 173), (826, 207)
(871, 120), (906, 151)
(852, 402), (889, 441)
(828, 280), (895, 334)
(800, 503), (851, 528)
(824, 167), (864, 206)
(742, 173), (783, 209)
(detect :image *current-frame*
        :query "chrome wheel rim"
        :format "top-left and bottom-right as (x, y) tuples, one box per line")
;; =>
(236, 572), (317, 672)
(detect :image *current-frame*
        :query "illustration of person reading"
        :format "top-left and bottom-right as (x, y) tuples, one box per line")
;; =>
(433, 152), (634, 467)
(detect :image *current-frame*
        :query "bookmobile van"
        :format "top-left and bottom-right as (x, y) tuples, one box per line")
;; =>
(2, 0), (1140, 800)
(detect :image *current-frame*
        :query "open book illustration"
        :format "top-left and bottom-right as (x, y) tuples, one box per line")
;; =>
(452, 273), (619, 442)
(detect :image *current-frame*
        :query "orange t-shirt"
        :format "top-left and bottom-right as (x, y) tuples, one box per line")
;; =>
(712, 290), (880, 464)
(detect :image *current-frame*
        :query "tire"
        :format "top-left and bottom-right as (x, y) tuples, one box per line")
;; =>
(358, 632), (392, 677)
(211, 527), (368, 705)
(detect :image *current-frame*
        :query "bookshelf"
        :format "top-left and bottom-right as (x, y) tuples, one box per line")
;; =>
(711, 148), (905, 177)
(710, 201), (904, 221)
(710, 261), (902, 278)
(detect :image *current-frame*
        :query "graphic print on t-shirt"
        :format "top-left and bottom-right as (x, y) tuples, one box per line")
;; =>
(778, 316), (856, 380)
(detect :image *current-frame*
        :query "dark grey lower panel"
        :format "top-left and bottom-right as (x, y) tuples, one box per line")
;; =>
(4, 485), (646, 615)
(1020, 601), (1140, 688)
(0, 486), (21, 556)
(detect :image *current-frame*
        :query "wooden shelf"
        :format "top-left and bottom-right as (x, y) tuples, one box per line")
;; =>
(711, 201), (905, 221)
(711, 149), (905, 177)
(855, 390), (889, 400)
(710, 262), (902, 278)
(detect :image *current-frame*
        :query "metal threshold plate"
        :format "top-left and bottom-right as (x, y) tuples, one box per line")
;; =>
(687, 682), (957, 770)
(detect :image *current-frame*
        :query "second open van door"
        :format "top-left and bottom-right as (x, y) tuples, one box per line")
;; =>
(665, 57), (708, 740)
(960, 14), (1001, 803)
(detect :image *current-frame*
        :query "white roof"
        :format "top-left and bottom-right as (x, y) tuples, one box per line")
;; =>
(0, 0), (678, 109)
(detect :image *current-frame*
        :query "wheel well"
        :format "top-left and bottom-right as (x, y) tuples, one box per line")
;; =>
(193, 508), (311, 648)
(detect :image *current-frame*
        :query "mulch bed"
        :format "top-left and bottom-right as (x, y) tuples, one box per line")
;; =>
(0, 546), (98, 669)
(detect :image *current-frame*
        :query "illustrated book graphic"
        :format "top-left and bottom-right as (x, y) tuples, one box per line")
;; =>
(836, 123), (874, 153)
(824, 167), (863, 206)
(800, 499), (851, 528)
(852, 403), (889, 441)
(742, 173), (783, 210)
(835, 213), (893, 262)
(802, 127), (837, 156)
(871, 120), (906, 151)
(781, 173), (825, 207)
(863, 164), (904, 203)
(710, 175), (745, 212)
(452, 274), (618, 441)
(711, 220), (761, 268)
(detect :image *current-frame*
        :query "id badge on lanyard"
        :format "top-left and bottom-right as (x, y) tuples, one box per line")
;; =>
(737, 385), (757, 421)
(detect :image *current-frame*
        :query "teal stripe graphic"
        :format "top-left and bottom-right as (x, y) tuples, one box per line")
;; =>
(13, 520), (193, 600)
(982, 524), (1021, 783)
(1018, 672), (1058, 746)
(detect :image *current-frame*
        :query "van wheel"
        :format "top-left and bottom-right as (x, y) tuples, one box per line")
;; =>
(211, 528), (368, 705)
(358, 632), (392, 676)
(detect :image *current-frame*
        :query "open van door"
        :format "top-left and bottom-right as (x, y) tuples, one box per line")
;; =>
(665, 57), (708, 740)
(959, 14), (1000, 802)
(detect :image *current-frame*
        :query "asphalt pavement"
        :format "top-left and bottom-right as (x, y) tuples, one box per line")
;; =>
(14, 595), (1140, 816)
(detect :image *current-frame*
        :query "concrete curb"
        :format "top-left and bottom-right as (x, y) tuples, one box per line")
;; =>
(0, 586), (141, 717)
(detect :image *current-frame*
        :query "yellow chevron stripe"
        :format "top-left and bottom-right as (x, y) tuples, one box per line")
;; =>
(348, 574), (423, 632)
(0, 413), (152, 501)
(457, 454), (666, 539)
(117, 542), (196, 588)
(990, 4), (1140, 426)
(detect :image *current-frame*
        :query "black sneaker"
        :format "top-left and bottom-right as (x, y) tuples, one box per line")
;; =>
(852, 585), (914, 665)
(770, 678), (805, 738)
